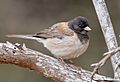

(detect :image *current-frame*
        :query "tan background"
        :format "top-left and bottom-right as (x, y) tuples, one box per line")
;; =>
(0, 0), (120, 82)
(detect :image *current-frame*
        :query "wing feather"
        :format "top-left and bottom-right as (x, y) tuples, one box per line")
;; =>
(33, 22), (74, 39)
(7, 22), (74, 40)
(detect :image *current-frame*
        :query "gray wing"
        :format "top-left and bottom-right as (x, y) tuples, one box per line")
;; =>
(33, 22), (74, 39)
(33, 29), (64, 39)
(6, 35), (39, 40)
(7, 22), (74, 40)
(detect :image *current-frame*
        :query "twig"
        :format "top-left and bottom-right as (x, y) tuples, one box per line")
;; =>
(0, 41), (118, 82)
(92, 0), (120, 80)
(91, 46), (120, 80)
(103, 46), (120, 56)
(91, 54), (111, 80)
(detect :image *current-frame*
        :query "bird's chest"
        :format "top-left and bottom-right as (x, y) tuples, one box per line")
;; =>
(43, 34), (89, 59)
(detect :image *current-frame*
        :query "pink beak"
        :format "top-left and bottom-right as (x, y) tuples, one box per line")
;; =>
(84, 26), (91, 31)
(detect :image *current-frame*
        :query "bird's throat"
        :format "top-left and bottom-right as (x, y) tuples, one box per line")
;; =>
(77, 33), (89, 44)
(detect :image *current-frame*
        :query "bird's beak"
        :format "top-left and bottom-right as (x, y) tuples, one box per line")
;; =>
(84, 26), (91, 31)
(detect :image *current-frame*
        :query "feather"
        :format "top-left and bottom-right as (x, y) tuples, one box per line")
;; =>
(6, 34), (39, 40)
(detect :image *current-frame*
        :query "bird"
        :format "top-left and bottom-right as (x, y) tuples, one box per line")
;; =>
(7, 16), (91, 60)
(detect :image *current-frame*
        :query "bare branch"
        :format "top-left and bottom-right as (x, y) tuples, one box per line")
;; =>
(91, 47), (120, 78)
(92, 0), (120, 80)
(91, 54), (111, 79)
(0, 41), (117, 82)
(103, 47), (120, 56)
(91, 47), (120, 79)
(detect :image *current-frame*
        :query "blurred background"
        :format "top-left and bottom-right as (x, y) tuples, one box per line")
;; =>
(0, 0), (120, 82)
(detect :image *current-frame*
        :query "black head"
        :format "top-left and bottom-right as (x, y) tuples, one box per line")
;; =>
(68, 16), (91, 34)
(68, 16), (91, 43)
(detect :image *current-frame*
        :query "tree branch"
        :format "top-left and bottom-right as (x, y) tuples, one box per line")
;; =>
(0, 41), (117, 82)
(92, 0), (120, 80)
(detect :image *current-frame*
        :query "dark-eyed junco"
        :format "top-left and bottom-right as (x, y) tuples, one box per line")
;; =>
(7, 16), (91, 60)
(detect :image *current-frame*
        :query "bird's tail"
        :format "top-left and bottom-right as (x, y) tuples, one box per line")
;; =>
(6, 34), (44, 43)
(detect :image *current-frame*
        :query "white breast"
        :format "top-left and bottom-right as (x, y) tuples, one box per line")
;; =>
(39, 33), (89, 59)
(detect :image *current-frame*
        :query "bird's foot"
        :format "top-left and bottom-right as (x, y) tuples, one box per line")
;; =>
(67, 59), (74, 64)
(57, 57), (65, 64)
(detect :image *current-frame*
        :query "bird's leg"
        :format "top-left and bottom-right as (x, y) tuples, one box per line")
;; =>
(57, 57), (65, 64)
(66, 59), (74, 64)
(57, 58), (74, 67)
